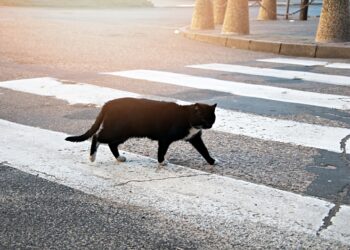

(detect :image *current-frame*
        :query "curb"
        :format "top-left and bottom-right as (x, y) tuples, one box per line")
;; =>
(180, 26), (350, 59)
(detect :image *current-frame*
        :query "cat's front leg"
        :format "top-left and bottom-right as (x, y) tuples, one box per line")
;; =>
(188, 133), (215, 165)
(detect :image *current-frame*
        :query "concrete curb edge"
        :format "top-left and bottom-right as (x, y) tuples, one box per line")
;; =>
(179, 26), (350, 59)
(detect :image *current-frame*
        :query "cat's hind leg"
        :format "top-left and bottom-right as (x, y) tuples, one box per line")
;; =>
(108, 141), (126, 162)
(89, 134), (99, 162)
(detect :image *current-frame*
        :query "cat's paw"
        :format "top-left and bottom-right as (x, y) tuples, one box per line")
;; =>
(207, 158), (216, 166)
(159, 160), (168, 166)
(89, 154), (96, 162)
(204, 159), (221, 172)
(156, 160), (168, 172)
(116, 156), (126, 162)
(212, 158), (222, 166)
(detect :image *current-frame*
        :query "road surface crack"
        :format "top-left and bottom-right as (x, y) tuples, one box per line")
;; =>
(114, 173), (211, 187)
(316, 184), (350, 236)
(34, 170), (62, 182)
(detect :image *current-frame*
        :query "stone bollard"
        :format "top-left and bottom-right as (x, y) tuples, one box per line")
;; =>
(316, 0), (350, 42)
(191, 0), (215, 30)
(257, 0), (277, 20)
(222, 0), (249, 35)
(213, 0), (227, 25)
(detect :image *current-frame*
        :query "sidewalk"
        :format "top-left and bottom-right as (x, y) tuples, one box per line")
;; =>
(180, 17), (350, 59)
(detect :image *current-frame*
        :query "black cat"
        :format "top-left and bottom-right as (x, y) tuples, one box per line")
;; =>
(65, 98), (216, 166)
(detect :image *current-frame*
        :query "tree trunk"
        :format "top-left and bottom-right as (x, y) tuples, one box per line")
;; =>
(191, 0), (215, 30)
(316, 0), (350, 42)
(222, 0), (249, 34)
(257, 0), (277, 20)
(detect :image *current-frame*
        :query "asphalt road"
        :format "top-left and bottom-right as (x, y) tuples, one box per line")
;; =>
(0, 3), (349, 249)
(0, 164), (230, 249)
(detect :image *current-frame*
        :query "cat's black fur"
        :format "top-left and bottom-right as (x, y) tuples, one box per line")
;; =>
(65, 98), (217, 165)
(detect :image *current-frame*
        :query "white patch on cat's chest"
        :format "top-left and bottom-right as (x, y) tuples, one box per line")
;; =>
(183, 127), (201, 140)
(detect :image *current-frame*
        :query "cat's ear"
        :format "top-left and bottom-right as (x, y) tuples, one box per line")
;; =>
(212, 103), (217, 109)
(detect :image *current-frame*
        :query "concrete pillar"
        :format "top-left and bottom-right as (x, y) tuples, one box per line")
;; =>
(257, 0), (277, 20)
(316, 0), (350, 42)
(191, 0), (215, 30)
(222, 0), (249, 35)
(213, 0), (227, 25)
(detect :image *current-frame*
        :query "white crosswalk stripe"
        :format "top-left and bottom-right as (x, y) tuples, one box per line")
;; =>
(1, 118), (349, 244)
(104, 70), (350, 110)
(257, 58), (329, 67)
(187, 63), (350, 86)
(258, 58), (350, 69)
(0, 77), (139, 106)
(326, 63), (350, 69)
(0, 77), (349, 153)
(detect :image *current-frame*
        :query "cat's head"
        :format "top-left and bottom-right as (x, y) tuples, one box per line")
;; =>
(188, 103), (217, 129)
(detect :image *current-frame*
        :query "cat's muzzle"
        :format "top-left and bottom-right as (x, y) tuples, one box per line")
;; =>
(203, 123), (213, 129)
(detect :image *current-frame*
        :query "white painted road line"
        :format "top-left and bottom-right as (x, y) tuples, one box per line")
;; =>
(257, 58), (329, 67)
(105, 70), (350, 110)
(0, 77), (139, 106)
(1, 77), (350, 153)
(258, 58), (350, 70)
(0, 118), (349, 245)
(326, 63), (350, 70)
(214, 109), (350, 153)
(187, 63), (350, 87)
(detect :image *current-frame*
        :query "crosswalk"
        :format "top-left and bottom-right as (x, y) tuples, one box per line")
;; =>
(1, 58), (350, 154)
(1, 58), (349, 156)
(1, 56), (350, 245)
(0, 76), (349, 153)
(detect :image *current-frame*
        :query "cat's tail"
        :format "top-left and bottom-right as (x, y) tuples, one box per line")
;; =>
(65, 110), (104, 142)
